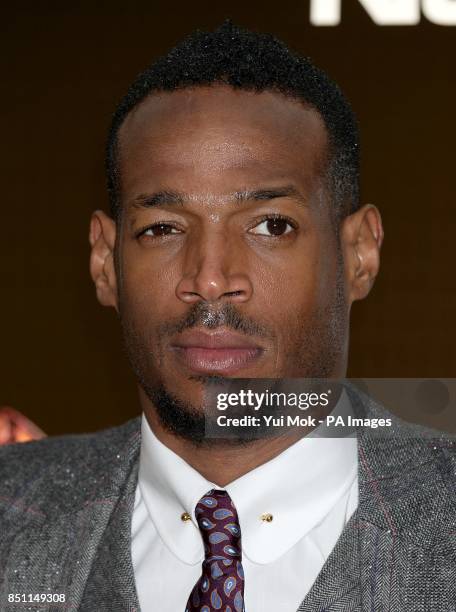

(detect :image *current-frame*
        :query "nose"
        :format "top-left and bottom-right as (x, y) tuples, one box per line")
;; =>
(175, 231), (253, 304)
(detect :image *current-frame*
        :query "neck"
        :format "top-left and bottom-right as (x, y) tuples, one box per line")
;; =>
(142, 398), (334, 486)
(144, 407), (307, 485)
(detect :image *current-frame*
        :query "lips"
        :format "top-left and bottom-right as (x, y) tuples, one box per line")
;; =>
(170, 329), (264, 375)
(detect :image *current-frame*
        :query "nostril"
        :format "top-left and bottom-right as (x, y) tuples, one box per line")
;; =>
(225, 291), (243, 298)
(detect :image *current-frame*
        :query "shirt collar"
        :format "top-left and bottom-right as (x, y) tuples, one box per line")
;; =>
(138, 415), (215, 564)
(138, 389), (357, 565)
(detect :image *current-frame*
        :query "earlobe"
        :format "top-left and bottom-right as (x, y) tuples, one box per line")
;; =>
(341, 204), (383, 304)
(89, 210), (119, 310)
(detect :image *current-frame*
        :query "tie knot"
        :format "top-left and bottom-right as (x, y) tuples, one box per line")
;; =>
(195, 489), (242, 560)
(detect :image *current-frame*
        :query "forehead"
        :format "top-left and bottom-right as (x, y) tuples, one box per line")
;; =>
(118, 85), (328, 202)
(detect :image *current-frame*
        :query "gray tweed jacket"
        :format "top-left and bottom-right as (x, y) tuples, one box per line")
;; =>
(0, 390), (455, 612)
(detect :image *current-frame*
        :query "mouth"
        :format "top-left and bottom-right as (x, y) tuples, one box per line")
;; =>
(170, 329), (264, 375)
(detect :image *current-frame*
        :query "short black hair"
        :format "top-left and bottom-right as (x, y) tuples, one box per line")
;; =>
(106, 21), (360, 222)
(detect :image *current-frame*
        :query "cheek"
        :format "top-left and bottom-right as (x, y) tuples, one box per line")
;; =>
(118, 249), (180, 327)
(254, 236), (328, 311)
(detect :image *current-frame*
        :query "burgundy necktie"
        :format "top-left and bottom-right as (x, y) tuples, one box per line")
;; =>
(185, 489), (245, 612)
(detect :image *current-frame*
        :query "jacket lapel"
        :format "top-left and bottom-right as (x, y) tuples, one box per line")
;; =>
(296, 509), (363, 611)
(79, 446), (141, 611)
(296, 490), (396, 612)
(295, 441), (395, 612)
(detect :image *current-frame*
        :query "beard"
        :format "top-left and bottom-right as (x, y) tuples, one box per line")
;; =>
(118, 261), (348, 445)
(142, 378), (276, 445)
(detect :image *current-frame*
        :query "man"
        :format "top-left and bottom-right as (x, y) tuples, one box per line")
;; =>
(1, 21), (455, 612)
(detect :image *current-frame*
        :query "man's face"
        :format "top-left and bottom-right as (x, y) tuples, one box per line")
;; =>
(113, 86), (348, 412)
(92, 85), (375, 435)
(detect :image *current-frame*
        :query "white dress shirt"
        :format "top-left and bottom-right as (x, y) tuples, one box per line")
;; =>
(131, 392), (358, 612)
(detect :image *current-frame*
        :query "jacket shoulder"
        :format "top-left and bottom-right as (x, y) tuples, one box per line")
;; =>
(0, 417), (141, 519)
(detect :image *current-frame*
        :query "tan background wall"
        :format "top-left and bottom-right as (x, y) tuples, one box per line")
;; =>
(1, 2), (455, 435)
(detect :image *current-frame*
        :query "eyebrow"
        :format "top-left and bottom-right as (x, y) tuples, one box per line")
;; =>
(130, 185), (308, 209)
(235, 186), (307, 206)
(131, 190), (185, 208)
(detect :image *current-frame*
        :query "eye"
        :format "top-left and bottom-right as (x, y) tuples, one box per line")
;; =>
(139, 223), (181, 237)
(249, 216), (296, 237)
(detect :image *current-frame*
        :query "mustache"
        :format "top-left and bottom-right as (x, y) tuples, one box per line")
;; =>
(158, 301), (272, 339)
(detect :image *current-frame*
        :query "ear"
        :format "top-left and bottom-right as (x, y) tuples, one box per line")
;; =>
(89, 210), (119, 310)
(340, 204), (384, 304)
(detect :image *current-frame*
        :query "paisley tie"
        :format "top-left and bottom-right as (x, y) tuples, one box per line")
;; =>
(185, 489), (245, 612)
